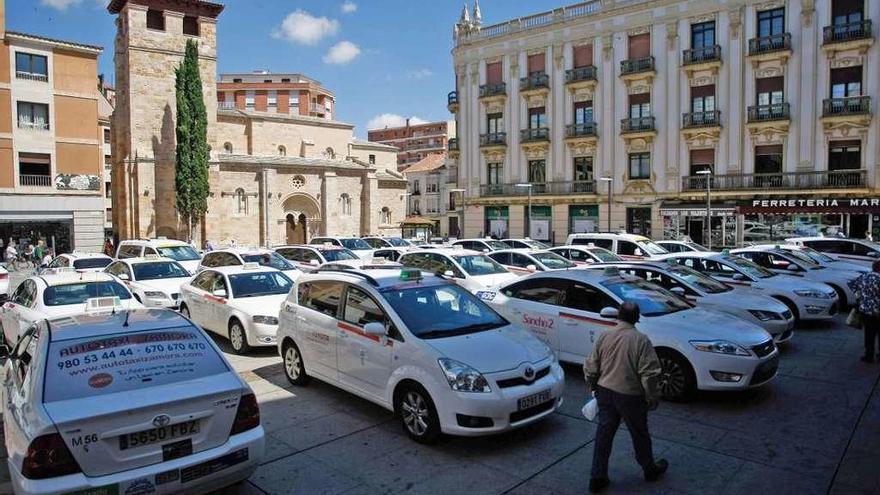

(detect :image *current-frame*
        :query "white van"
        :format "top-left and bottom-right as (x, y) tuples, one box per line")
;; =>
(116, 238), (202, 274)
(565, 232), (668, 259)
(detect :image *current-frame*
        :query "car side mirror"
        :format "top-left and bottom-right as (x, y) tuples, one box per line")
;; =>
(526, 264), (537, 272)
(443, 270), (455, 278)
(670, 287), (686, 296)
(363, 322), (387, 336)
(634, 248), (643, 257)
(310, 259), (321, 266)
(212, 289), (227, 298)
(118, 273), (130, 280)
(482, 249), (490, 253)
(732, 273), (745, 281)
(599, 307), (619, 319)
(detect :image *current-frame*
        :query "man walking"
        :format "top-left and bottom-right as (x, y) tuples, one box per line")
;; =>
(848, 259), (880, 363)
(584, 302), (668, 492)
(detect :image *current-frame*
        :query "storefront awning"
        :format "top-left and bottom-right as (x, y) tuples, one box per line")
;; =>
(400, 216), (438, 226)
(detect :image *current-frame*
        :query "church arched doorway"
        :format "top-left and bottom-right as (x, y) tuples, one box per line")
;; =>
(285, 213), (308, 244)
(281, 193), (321, 245)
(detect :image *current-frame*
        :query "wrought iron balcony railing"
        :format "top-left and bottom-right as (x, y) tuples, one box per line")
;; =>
(520, 72), (549, 91)
(480, 181), (597, 197)
(823, 20), (872, 44)
(565, 66), (597, 84)
(681, 170), (867, 192)
(747, 103), (790, 122)
(683, 45), (721, 65)
(566, 122), (598, 138)
(620, 56), (655, 75)
(447, 91), (459, 106)
(480, 132), (507, 147)
(479, 82), (507, 98)
(520, 127), (549, 142)
(19, 174), (52, 187)
(748, 32), (791, 56)
(822, 96), (871, 117)
(620, 116), (656, 133)
(682, 110), (721, 128)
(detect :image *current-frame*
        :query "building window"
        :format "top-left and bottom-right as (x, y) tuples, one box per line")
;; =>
(105, 182), (111, 198)
(368, 154), (375, 164)
(629, 153), (651, 179)
(574, 101), (593, 124)
(629, 93), (651, 118)
(831, 67), (862, 98)
(412, 199), (420, 215)
(17, 102), (49, 130)
(829, 140), (861, 171)
(833, 0), (864, 25)
(691, 85), (716, 112)
(14, 52), (48, 80)
(412, 180), (420, 194)
(755, 145), (783, 175)
(233, 78), (242, 83)
(486, 61), (503, 85)
(235, 188), (248, 215)
(380, 207), (391, 225)
(574, 156), (593, 183)
(281, 78), (291, 83)
(18, 153), (51, 186)
(487, 163), (502, 185)
(245, 91), (255, 109)
(183, 16), (199, 36)
(528, 160), (546, 184)
(341, 194), (352, 216)
(756, 76), (784, 106)
(268, 91), (277, 111)
(104, 155), (111, 169)
(487, 113), (503, 134)
(146, 9), (165, 31)
(627, 207), (652, 236)
(689, 149), (715, 176)
(325, 147), (336, 159)
(528, 107), (546, 129)
(103, 128), (111, 143)
(427, 179), (438, 193)
(757, 8), (785, 37)
(573, 44), (593, 68)
(628, 33), (651, 58)
(691, 21), (716, 48)
(448, 192), (457, 211)
(223, 142), (233, 154)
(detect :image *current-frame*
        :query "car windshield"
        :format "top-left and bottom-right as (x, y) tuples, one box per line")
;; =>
(781, 250), (823, 269)
(532, 251), (575, 269)
(340, 238), (371, 250)
(636, 240), (668, 255)
(228, 271), (292, 298)
(73, 258), (111, 270)
(686, 243), (709, 252)
(382, 283), (507, 339)
(44, 326), (229, 403)
(156, 245), (200, 261)
(589, 248), (622, 262)
(800, 247), (836, 263)
(453, 254), (509, 276)
(724, 256), (775, 279)
(132, 261), (190, 280)
(320, 248), (359, 262)
(44, 281), (133, 306)
(516, 240), (550, 249)
(667, 265), (731, 294)
(242, 252), (294, 271)
(386, 238), (409, 247)
(601, 279), (691, 317)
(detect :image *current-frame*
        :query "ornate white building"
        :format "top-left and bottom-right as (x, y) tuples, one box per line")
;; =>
(450, 0), (880, 246)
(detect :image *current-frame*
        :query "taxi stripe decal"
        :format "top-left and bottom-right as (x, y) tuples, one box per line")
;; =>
(337, 322), (393, 346)
(559, 312), (618, 327)
(204, 295), (227, 304)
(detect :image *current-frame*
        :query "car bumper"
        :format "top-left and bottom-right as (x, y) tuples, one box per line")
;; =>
(246, 322), (278, 347)
(435, 363), (566, 436)
(11, 427), (264, 495)
(796, 297), (839, 320)
(143, 298), (179, 310)
(692, 350), (779, 391)
(761, 318), (795, 343)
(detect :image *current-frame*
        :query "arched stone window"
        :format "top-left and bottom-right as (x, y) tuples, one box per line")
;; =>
(380, 207), (391, 225)
(223, 142), (233, 154)
(340, 193), (352, 216)
(235, 188), (247, 214)
(278, 145), (287, 156)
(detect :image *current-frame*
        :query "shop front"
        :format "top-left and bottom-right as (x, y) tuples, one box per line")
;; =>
(661, 203), (737, 248)
(738, 197), (880, 242)
(484, 206), (509, 239)
(569, 204), (599, 234)
(527, 205), (552, 243)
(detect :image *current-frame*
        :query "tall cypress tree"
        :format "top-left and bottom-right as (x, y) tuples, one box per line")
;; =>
(175, 40), (210, 241)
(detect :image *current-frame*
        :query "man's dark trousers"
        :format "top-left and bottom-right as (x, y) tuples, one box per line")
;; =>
(591, 385), (654, 479)
(864, 314), (880, 360)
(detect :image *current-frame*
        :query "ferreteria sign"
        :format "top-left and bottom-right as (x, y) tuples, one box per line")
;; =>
(739, 198), (880, 214)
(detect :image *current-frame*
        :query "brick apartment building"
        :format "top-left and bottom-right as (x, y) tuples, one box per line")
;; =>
(217, 71), (334, 120)
(368, 119), (456, 170)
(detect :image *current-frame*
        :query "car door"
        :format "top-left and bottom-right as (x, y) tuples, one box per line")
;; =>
(205, 272), (231, 330)
(498, 278), (566, 353)
(3, 324), (41, 462)
(508, 253), (538, 274)
(184, 271), (214, 326)
(620, 267), (699, 303)
(295, 281), (344, 379)
(336, 285), (394, 399)
(2, 281), (39, 345)
(557, 280), (620, 363)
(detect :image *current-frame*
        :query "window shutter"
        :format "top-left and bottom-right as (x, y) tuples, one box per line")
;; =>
(573, 45), (593, 67)
(527, 53), (545, 73)
(486, 62), (502, 84)
(628, 33), (651, 58)
(689, 148), (715, 165)
(629, 93), (650, 105)
(755, 144), (784, 155)
(755, 77), (784, 93)
(691, 85), (715, 98)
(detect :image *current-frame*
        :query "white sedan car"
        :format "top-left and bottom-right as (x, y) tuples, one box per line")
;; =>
(594, 261), (795, 343)
(658, 252), (840, 323)
(40, 252), (113, 274)
(1, 310), (264, 495)
(398, 248), (518, 292)
(180, 264), (293, 354)
(274, 245), (364, 272)
(478, 269), (778, 400)
(655, 240), (709, 253)
(105, 257), (192, 309)
(487, 249), (579, 275)
(772, 244), (868, 273)
(548, 245), (623, 264)
(0, 270), (143, 345)
(198, 248), (301, 278)
(277, 268), (565, 443)
(0, 265), (8, 303)
(732, 246), (860, 307)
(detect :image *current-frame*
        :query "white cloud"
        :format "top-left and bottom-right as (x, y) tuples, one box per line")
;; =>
(273, 10), (339, 46)
(40, 0), (106, 9)
(323, 41), (361, 65)
(407, 69), (433, 80)
(367, 114), (427, 130)
(341, 1), (357, 14)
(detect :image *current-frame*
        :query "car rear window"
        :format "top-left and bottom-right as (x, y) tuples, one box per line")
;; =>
(44, 327), (229, 403)
(73, 258), (111, 270)
(43, 282), (132, 306)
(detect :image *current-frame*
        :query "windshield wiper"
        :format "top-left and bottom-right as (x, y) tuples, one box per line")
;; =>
(418, 322), (504, 339)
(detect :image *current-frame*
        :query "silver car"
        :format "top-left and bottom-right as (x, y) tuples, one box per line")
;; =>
(589, 261), (795, 343)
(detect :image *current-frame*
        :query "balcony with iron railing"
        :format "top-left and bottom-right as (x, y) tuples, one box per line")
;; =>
(565, 66), (598, 85)
(682, 110), (721, 129)
(520, 72), (549, 93)
(19, 174), (52, 187)
(682, 45), (721, 66)
(565, 122), (598, 138)
(480, 180), (596, 197)
(822, 96), (871, 117)
(479, 82), (506, 99)
(447, 91), (459, 111)
(15, 71), (48, 82)
(747, 103), (790, 123)
(447, 138), (459, 151)
(480, 132), (507, 147)
(620, 56), (655, 76)
(520, 127), (549, 143)
(681, 170), (867, 192)
(823, 20), (873, 45)
(748, 33), (792, 56)
(218, 101), (236, 110)
(620, 116), (656, 134)
(17, 121), (49, 131)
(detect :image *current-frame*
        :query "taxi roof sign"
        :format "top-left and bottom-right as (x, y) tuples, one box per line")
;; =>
(399, 268), (422, 282)
(721, 249), (731, 255)
(85, 296), (122, 313)
(143, 254), (161, 260)
(44, 267), (76, 275)
(242, 262), (260, 270)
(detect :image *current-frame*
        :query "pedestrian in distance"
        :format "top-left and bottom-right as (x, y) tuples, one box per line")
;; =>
(5, 242), (18, 271)
(584, 301), (668, 493)
(24, 243), (35, 268)
(103, 238), (115, 257)
(848, 260), (880, 363)
(41, 249), (53, 267)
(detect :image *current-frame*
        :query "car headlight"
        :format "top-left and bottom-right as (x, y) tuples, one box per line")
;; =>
(144, 291), (166, 299)
(748, 309), (782, 321)
(794, 289), (830, 299)
(252, 315), (279, 325)
(689, 340), (751, 356)
(438, 358), (492, 393)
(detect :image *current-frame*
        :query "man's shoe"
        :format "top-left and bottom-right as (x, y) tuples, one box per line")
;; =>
(644, 459), (669, 482)
(862, 355), (875, 363)
(589, 477), (610, 493)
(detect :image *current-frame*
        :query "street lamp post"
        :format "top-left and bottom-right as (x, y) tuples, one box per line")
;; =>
(448, 188), (466, 239)
(515, 183), (533, 238)
(599, 177), (613, 232)
(696, 169), (712, 250)
(400, 191), (412, 238)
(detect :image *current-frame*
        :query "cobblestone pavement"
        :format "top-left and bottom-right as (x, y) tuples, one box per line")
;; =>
(0, 269), (878, 494)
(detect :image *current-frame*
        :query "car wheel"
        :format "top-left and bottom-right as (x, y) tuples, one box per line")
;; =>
(179, 304), (190, 318)
(656, 349), (696, 401)
(828, 285), (847, 308)
(773, 296), (800, 323)
(396, 384), (441, 444)
(229, 319), (251, 355)
(282, 341), (309, 386)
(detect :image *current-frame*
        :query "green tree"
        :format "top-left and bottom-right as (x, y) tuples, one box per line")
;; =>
(174, 39), (210, 241)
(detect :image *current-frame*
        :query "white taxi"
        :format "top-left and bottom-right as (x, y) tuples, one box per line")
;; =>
(179, 264), (293, 354)
(548, 245), (623, 265)
(198, 248), (300, 278)
(309, 237), (374, 260)
(277, 268), (564, 443)
(487, 249), (578, 275)
(116, 239), (202, 274)
(398, 248), (518, 292)
(773, 243), (868, 273)
(787, 236), (880, 267)
(0, 270), (143, 345)
(1, 310), (264, 495)
(450, 238), (512, 253)
(274, 245), (373, 272)
(565, 232), (669, 259)
(501, 238), (551, 250)
(658, 252), (840, 323)
(40, 252), (113, 273)
(105, 256), (192, 309)
(478, 269), (778, 400)
(0, 265), (8, 303)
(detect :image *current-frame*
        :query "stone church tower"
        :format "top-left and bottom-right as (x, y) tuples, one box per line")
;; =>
(108, 0), (222, 241)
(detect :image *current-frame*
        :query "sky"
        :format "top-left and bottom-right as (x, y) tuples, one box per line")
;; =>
(7, 0), (567, 138)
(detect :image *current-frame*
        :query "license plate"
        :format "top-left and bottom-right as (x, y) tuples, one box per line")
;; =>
(119, 420), (200, 450)
(180, 448), (249, 484)
(518, 389), (551, 411)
